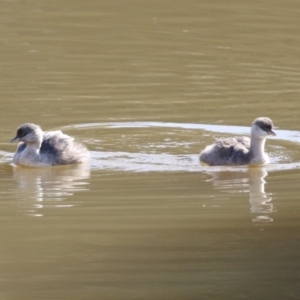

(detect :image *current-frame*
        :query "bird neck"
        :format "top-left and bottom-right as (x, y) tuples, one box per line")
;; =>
(249, 135), (267, 163)
(24, 140), (42, 155)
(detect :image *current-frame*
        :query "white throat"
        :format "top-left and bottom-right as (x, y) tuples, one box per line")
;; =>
(249, 136), (268, 164)
(24, 142), (41, 155)
(14, 141), (42, 167)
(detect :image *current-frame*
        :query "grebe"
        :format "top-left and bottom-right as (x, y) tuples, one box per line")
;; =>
(199, 117), (276, 166)
(10, 123), (90, 167)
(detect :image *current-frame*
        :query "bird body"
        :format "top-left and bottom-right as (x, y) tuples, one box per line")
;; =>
(199, 117), (276, 166)
(11, 123), (89, 167)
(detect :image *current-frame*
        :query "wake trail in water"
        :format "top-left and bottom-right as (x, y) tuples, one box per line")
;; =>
(3, 121), (299, 173)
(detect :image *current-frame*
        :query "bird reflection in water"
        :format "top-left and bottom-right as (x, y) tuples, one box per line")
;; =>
(248, 167), (274, 222)
(205, 167), (275, 222)
(12, 163), (90, 217)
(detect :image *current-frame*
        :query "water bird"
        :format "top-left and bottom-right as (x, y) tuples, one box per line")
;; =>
(10, 123), (90, 167)
(199, 117), (276, 166)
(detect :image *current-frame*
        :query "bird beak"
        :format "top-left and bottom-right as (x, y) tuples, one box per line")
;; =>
(10, 136), (19, 143)
(268, 130), (276, 136)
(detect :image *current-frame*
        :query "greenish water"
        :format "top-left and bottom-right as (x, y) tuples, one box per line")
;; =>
(0, 1), (300, 299)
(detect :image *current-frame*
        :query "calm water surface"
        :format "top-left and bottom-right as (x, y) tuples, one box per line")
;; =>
(1, 0), (300, 299)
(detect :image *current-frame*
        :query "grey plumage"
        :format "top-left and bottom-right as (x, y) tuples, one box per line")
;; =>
(199, 117), (276, 166)
(11, 123), (90, 167)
